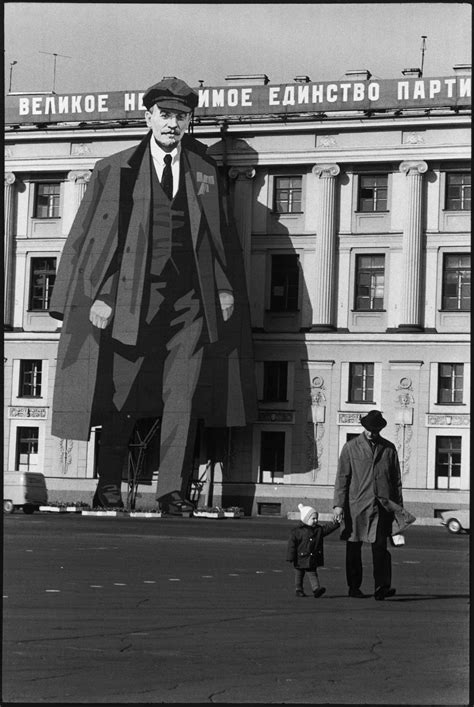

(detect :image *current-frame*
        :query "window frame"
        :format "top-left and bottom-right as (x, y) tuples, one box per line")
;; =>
(15, 427), (39, 471)
(28, 257), (57, 312)
(34, 181), (61, 219)
(357, 173), (389, 213)
(441, 253), (471, 312)
(435, 436), (462, 490)
(354, 254), (385, 311)
(269, 254), (300, 312)
(19, 360), (43, 398)
(259, 430), (285, 483)
(273, 175), (303, 215)
(348, 362), (375, 403)
(262, 361), (288, 402)
(445, 171), (471, 212)
(437, 363), (464, 404)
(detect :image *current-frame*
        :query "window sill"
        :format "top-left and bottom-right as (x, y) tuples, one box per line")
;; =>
(345, 401), (374, 405)
(438, 309), (471, 313)
(434, 403), (466, 407)
(354, 210), (389, 215)
(351, 309), (386, 313)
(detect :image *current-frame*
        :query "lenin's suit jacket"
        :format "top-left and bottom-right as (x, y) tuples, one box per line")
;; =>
(49, 131), (257, 441)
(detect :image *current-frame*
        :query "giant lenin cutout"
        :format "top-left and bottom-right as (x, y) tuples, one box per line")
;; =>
(49, 78), (257, 512)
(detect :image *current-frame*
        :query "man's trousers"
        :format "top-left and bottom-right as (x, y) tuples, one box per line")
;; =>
(345, 505), (393, 591)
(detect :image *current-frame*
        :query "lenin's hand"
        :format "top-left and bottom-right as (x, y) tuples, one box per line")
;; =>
(89, 300), (113, 329)
(333, 506), (344, 522)
(219, 291), (234, 322)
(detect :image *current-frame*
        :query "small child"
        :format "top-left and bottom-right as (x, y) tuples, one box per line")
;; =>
(286, 503), (340, 598)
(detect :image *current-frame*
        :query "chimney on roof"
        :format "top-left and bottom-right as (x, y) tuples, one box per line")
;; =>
(294, 76), (311, 83)
(225, 74), (269, 86)
(345, 69), (372, 81)
(401, 68), (422, 78)
(453, 64), (471, 75)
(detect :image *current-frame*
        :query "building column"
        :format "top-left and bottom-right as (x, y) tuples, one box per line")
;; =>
(4, 172), (17, 328)
(228, 166), (256, 290)
(311, 163), (340, 330)
(398, 160), (428, 330)
(67, 169), (92, 210)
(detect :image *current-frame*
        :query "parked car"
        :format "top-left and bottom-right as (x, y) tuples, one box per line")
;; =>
(3, 471), (48, 514)
(440, 509), (470, 534)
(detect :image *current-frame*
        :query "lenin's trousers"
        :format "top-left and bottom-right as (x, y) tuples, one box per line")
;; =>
(97, 283), (204, 502)
(345, 504), (393, 591)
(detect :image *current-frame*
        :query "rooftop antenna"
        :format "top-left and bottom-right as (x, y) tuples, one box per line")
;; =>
(420, 36), (427, 77)
(38, 51), (71, 93)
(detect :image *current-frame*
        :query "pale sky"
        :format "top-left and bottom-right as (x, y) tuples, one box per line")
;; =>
(4, 3), (472, 94)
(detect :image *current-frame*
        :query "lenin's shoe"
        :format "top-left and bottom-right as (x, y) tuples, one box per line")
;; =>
(374, 586), (396, 601)
(313, 587), (326, 598)
(92, 483), (124, 509)
(348, 588), (368, 598)
(158, 491), (195, 515)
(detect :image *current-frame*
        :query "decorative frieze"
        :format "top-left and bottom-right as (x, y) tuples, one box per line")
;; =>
(228, 166), (256, 180)
(9, 406), (48, 419)
(426, 414), (470, 427)
(337, 412), (363, 425)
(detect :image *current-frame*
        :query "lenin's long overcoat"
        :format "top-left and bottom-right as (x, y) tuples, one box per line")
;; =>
(49, 131), (257, 441)
(333, 433), (403, 543)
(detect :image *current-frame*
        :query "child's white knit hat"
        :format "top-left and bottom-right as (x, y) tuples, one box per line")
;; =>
(298, 503), (317, 524)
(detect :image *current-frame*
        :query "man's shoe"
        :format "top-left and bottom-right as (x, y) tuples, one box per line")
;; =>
(313, 587), (326, 598)
(92, 483), (124, 509)
(374, 586), (396, 601)
(295, 589), (306, 597)
(348, 588), (368, 598)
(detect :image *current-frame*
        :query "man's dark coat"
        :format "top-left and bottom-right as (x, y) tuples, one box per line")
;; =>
(49, 131), (257, 441)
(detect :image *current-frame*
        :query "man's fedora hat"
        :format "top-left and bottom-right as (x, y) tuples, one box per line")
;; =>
(360, 409), (387, 431)
(143, 77), (199, 113)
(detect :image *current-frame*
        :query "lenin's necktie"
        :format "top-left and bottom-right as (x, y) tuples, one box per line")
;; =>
(161, 154), (173, 200)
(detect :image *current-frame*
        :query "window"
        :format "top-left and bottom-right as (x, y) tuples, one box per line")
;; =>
(16, 427), (39, 471)
(438, 363), (464, 404)
(259, 431), (285, 483)
(435, 436), (461, 489)
(349, 363), (374, 402)
(274, 176), (302, 213)
(263, 361), (288, 402)
(358, 174), (388, 212)
(270, 254), (299, 311)
(445, 172), (471, 211)
(355, 255), (385, 310)
(19, 360), (43, 398)
(442, 254), (470, 311)
(34, 182), (61, 218)
(29, 258), (56, 311)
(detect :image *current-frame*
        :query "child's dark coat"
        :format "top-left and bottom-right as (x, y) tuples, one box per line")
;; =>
(286, 520), (340, 570)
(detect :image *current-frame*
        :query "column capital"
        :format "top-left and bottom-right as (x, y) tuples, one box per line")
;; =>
(68, 169), (92, 184)
(399, 160), (428, 176)
(5, 172), (16, 186)
(312, 163), (340, 179)
(228, 166), (256, 181)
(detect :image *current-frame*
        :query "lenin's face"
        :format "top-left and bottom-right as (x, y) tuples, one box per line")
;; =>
(145, 105), (191, 151)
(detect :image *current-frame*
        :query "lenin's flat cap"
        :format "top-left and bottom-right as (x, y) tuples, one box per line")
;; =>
(360, 410), (387, 431)
(143, 77), (199, 112)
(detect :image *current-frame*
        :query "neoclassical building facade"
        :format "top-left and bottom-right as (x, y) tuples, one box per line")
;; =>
(4, 68), (471, 516)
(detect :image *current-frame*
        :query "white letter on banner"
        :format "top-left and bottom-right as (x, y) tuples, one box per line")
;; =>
(32, 97), (42, 115)
(297, 85), (309, 104)
(398, 81), (409, 100)
(282, 86), (295, 105)
(312, 85), (324, 103)
(340, 83), (351, 101)
(124, 93), (135, 111)
(429, 80), (441, 98)
(98, 95), (108, 112)
(241, 88), (253, 106)
(368, 83), (379, 101)
(198, 89), (209, 108)
(84, 95), (95, 112)
(19, 98), (29, 115)
(227, 89), (238, 107)
(44, 96), (56, 114)
(444, 78), (456, 97)
(326, 84), (338, 102)
(269, 87), (280, 105)
(58, 96), (69, 113)
(212, 89), (224, 107)
(138, 93), (145, 110)
(71, 96), (82, 112)
(413, 81), (425, 99)
(459, 77), (471, 97)
(353, 83), (365, 101)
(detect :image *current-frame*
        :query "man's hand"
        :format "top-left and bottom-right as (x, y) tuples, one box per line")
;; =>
(333, 506), (344, 522)
(89, 300), (113, 329)
(219, 291), (234, 322)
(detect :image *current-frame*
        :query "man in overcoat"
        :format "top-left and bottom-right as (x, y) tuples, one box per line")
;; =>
(49, 77), (257, 511)
(333, 410), (403, 600)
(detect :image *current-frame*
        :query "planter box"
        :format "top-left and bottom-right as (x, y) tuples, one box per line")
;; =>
(66, 506), (84, 513)
(129, 512), (162, 518)
(81, 510), (120, 517)
(193, 509), (225, 519)
(223, 510), (244, 518)
(39, 506), (66, 513)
